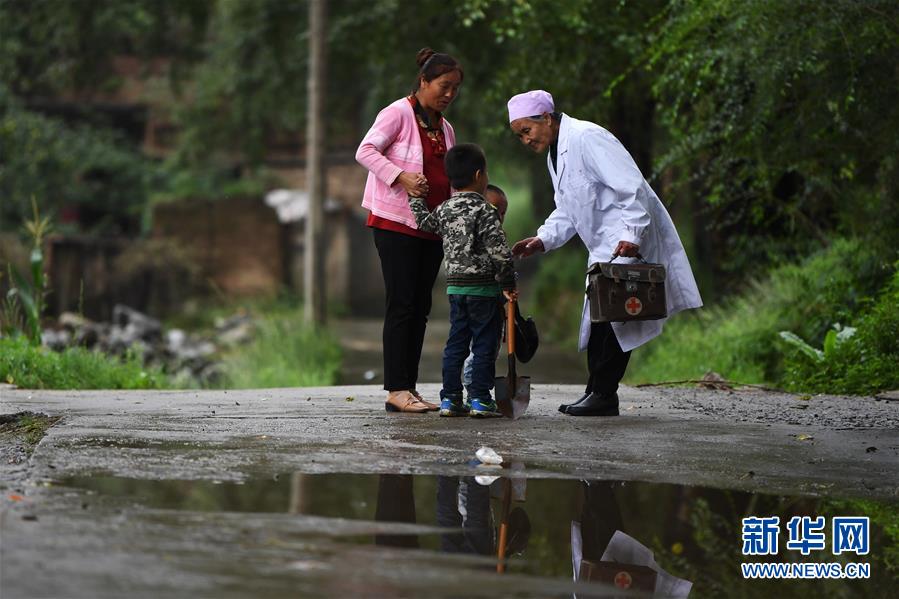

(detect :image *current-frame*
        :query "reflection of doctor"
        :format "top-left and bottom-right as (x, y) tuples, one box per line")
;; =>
(576, 480), (623, 564)
(508, 90), (702, 417)
(572, 480), (692, 597)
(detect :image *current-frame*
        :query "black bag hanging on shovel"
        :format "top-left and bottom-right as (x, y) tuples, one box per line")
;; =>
(495, 297), (531, 419)
(512, 302), (539, 364)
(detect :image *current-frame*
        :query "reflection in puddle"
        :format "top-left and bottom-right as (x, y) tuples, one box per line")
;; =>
(59, 472), (897, 596)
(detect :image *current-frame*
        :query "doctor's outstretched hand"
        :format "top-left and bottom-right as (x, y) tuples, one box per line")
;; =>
(511, 236), (545, 258)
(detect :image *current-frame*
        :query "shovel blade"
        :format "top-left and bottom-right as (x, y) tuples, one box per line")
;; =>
(510, 376), (531, 419)
(495, 376), (511, 417)
(495, 375), (531, 419)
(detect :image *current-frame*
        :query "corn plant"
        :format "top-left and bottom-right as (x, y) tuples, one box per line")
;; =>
(4, 198), (51, 346)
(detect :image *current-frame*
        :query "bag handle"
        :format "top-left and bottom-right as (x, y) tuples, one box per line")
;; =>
(610, 252), (647, 263)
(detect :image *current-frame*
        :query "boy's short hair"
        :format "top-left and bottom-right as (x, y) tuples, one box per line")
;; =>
(485, 183), (508, 221)
(445, 143), (486, 189)
(485, 183), (505, 198)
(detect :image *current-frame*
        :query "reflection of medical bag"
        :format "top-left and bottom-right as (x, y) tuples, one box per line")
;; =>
(579, 559), (657, 592)
(586, 257), (667, 323)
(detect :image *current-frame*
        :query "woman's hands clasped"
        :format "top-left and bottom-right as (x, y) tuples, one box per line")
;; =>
(398, 171), (429, 197)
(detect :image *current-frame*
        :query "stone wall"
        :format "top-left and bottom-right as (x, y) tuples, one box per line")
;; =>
(152, 196), (285, 296)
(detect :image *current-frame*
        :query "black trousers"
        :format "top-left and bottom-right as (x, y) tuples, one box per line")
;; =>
(586, 321), (631, 396)
(374, 474), (419, 548)
(579, 480), (623, 561)
(373, 228), (444, 391)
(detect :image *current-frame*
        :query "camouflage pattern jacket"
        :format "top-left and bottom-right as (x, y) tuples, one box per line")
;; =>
(409, 191), (516, 290)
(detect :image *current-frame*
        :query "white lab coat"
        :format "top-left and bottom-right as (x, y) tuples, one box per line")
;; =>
(535, 114), (703, 352)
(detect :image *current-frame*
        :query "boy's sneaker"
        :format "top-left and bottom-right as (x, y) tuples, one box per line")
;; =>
(469, 398), (502, 418)
(439, 398), (470, 417)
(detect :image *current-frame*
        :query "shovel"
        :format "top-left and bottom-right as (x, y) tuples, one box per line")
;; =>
(495, 296), (531, 419)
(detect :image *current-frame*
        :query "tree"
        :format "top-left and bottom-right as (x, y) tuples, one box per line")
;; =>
(0, 0), (210, 232)
(0, 0), (209, 97)
(456, 0), (666, 218)
(646, 0), (899, 277)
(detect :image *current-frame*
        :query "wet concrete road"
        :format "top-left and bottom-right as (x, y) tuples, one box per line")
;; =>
(1, 384), (897, 597)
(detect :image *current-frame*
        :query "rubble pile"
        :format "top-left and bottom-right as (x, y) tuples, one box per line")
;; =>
(41, 305), (255, 386)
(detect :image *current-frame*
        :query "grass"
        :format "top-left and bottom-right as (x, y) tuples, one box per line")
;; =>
(214, 318), (341, 389)
(19, 413), (54, 444)
(0, 335), (168, 389)
(0, 294), (342, 390)
(203, 298), (342, 389)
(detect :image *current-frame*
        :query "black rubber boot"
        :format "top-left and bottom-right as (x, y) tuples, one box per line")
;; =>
(558, 392), (592, 414)
(565, 392), (619, 417)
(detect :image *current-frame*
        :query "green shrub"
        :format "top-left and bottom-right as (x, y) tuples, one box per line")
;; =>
(626, 239), (894, 387)
(780, 269), (899, 394)
(146, 165), (281, 209)
(487, 161), (537, 248)
(0, 336), (168, 390)
(530, 245), (589, 345)
(0, 86), (153, 235)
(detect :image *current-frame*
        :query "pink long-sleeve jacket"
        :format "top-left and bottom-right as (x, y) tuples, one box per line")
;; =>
(355, 97), (456, 229)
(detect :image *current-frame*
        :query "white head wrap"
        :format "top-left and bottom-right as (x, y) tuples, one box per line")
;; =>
(507, 90), (555, 123)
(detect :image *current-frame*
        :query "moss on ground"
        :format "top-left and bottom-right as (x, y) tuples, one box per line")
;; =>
(0, 411), (60, 454)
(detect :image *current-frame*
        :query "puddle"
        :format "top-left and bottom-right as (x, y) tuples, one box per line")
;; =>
(58, 472), (898, 596)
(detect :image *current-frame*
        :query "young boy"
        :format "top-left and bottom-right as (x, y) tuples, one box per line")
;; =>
(463, 184), (508, 398)
(408, 144), (517, 418)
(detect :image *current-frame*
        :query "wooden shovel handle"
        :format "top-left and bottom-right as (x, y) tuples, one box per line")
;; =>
(496, 478), (512, 573)
(507, 298), (516, 356)
(497, 522), (509, 573)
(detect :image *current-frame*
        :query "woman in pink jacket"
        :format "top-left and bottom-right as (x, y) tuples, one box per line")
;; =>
(355, 48), (462, 413)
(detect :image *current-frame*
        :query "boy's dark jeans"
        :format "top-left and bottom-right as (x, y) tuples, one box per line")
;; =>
(436, 475), (493, 555)
(442, 294), (504, 402)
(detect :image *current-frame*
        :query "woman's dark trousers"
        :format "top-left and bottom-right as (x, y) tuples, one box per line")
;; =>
(586, 321), (631, 395)
(373, 228), (444, 392)
(375, 474), (419, 548)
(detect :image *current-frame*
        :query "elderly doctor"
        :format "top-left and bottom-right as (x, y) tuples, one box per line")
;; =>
(508, 90), (702, 417)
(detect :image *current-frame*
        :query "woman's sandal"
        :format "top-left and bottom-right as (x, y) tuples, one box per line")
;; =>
(385, 390), (429, 413)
